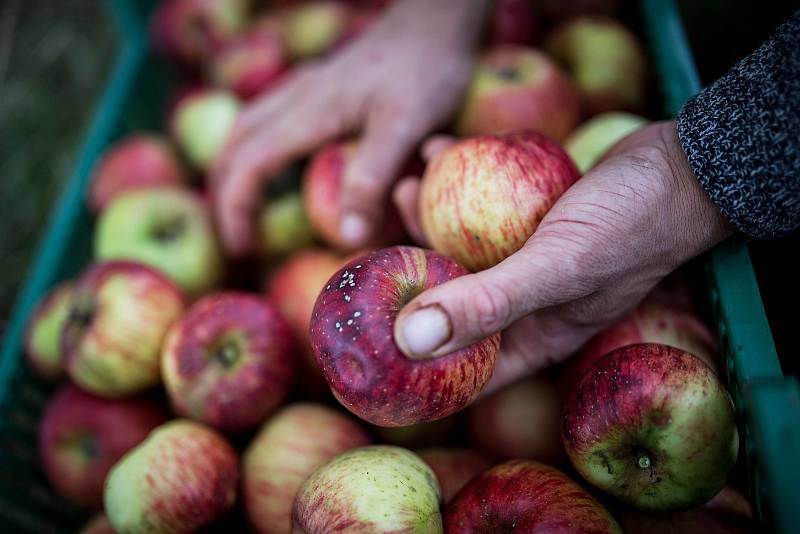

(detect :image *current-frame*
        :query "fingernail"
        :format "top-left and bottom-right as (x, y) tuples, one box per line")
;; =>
(339, 213), (370, 247)
(397, 305), (452, 359)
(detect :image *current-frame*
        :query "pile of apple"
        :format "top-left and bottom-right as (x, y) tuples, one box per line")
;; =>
(23, 0), (750, 532)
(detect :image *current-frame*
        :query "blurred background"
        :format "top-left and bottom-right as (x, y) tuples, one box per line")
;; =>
(0, 0), (798, 373)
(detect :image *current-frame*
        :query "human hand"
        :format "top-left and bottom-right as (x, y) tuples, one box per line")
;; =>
(213, 0), (490, 255)
(392, 121), (733, 393)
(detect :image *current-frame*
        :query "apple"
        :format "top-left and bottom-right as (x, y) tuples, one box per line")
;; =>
(162, 292), (296, 432)
(292, 445), (442, 532)
(104, 420), (238, 533)
(560, 298), (719, 394)
(445, 460), (620, 532)
(562, 343), (738, 511)
(95, 186), (223, 296)
(62, 261), (186, 397)
(544, 15), (647, 115)
(537, 0), (620, 20)
(467, 375), (564, 463)
(210, 24), (288, 100)
(302, 140), (406, 251)
(485, 0), (540, 46)
(257, 190), (316, 258)
(171, 88), (240, 170)
(335, 7), (381, 50)
(24, 282), (73, 381)
(243, 403), (371, 533)
(281, 1), (351, 59)
(150, 0), (251, 65)
(564, 111), (649, 172)
(615, 485), (754, 534)
(417, 448), (490, 505)
(419, 131), (580, 271)
(455, 45), (580, 141)
(88, 134), (186, 214)
(38, 385), (165, 509)
(268, 249), (345, 396)
(79, 513), (116, 534)
(373, 416), (455, 448)
(310, 246), (499, 426)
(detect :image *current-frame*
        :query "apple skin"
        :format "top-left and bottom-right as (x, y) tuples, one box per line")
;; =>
(104, 420), (238, 533)
(444, 460), (621, 532)
(419, 131), (580, 272)
(310, 246), (499, 426)
(615, 485), (754, 534)
(171, 88), (240, 170)
(210, 25), (288, 100)
(281, 1), (351, 59)
(268, 249), (345, 395)
(243, 403), (371, 533)
(467, 375), (564, 464)
(455, 46), (580, 141)
(161, 292), (296, 432)
(38, 385), (166, 509)
(486, 0), (540, 46)
(302, 140), (406, 251)
(150, 0), (251, 66)
(88, 134), (186, 214)
(560, 298), (719, 395)
(292, 445), (442, 533)
(258, 191), (316, 258)
(545, 15), (647, 115)
(417, 448), (490, 505)
(95, 186), (223, 296)
(562, 343), (739, 511)
(24, 282), (73, 381)
(62, 261), (186, 397)
(564, 111), (649, 172)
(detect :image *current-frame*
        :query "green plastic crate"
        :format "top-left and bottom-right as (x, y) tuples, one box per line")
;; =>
(1, 0), (797, 532)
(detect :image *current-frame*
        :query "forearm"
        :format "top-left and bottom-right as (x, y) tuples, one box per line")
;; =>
(677, 11), (800, 238)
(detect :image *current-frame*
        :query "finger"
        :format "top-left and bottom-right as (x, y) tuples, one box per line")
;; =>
(214, 106), (350, 255)
(422, 135), (457, 162)
(392, 177), (428, 246)
(393, 248), (564, 359)
(338, 113), (423, 247)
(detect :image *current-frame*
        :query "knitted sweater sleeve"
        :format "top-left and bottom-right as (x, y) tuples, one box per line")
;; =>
(676, 11), (800, 238)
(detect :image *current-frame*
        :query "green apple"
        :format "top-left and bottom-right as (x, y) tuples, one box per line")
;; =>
(95, 186), (223, 296)
(25, 282), (73, 381)
(282, 1), (350, 59)
(258, 191), (316, 258)
(172, 89), (240, 170)
(565, 112), (649, 172)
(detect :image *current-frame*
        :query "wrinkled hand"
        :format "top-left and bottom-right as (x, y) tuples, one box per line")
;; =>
(213, 0), (490, 255)
(392, 121), (733, 393)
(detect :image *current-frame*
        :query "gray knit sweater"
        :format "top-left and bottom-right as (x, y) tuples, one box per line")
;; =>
(676, 11), (800, 238)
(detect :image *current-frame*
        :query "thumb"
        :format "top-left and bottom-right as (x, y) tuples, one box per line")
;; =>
(337, 113), (422, 247)
(394, 249), (560, 359)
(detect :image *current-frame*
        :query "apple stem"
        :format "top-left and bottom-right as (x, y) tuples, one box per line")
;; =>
(637, 453), (651, 469)
(215, 341), (240, 368)
(152, 216), (186, 242)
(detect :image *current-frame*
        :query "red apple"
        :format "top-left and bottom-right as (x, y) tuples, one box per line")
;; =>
(62, 261), (186, 397)
(310, 246), (499, 426)
(485, 0), (540, 46)
(417, 448), (490, 505)
(544, 15), (647, 115)
(209, 24), (288, 100)
(104, 420), (239, 533)
(280, 1), (351, 59)
(616, 485), (754, 534)
(455, 45), (580, 141)
(150, 0), (251, 66)
(79, 513), (116, 534)
(467, 375), (564, 463)
(171, 88), (240, 170)
(24, 282), (73, 381)
(268, 249), (345, 395)
(560, 298), (719, 394)
(38, 385), (166, 509)
(88, 134), (186, 214)
(161, 292), (295, 432)
(302, 140), (406, 251)
(243, 403), (371, 533)
(562, 343), (739, 511)
(445, 460), (621, 532)
(419, 131), (580, 271)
